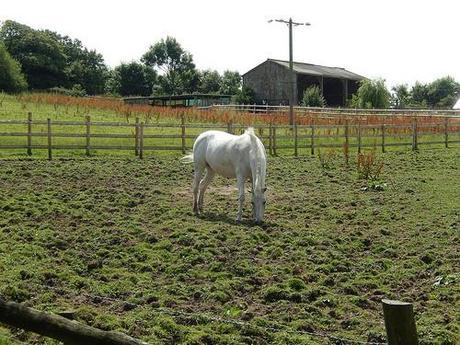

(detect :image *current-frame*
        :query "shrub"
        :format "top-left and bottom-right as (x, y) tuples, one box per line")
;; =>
(0, 43), (28, 93)
(351, 79), (390, 109)
(356, 151), (384, 180)
(301, 85), (326, 107)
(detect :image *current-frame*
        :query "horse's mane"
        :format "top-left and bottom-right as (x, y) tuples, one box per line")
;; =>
(245, 127), (266, 192)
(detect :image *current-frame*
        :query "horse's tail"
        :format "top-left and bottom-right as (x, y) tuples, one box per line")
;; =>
(181, 152), (194, 164)
(245, 127), (256, 136)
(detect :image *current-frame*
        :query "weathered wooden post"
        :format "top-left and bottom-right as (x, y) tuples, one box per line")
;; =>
(444, 117), (449, 148)
(382, 299), (419, 345)
(27, 112), (32, 156)
(269, 122), (273, 156)
(381, 123), (386, 153)
(273, 126), (277, 156)
(47, 118), (52, 160)
(85, 115), (91, 157)
(294, 123), (298, 156)
(344, 119), (349, 154)
(181, 114), (186, 154)
(412, 118), (418, 151)
(227, 120), (233, 134)
(357, 121), (362, 154)
(310, 124), (315, 155)
(139, 122), (144, 160)
(135, 117), (140, 156)
(0, 298), (149, 345)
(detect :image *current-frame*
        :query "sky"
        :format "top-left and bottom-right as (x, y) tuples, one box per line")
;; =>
(2, 0), (459, 89)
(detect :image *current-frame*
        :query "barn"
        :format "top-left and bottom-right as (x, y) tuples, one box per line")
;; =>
(242, 59), (365, 107)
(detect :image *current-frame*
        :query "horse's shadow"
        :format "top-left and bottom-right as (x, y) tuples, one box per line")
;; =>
(197, 211), (275, 228)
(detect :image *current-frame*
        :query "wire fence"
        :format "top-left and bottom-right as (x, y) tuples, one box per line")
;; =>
(19, 284), (386, 345)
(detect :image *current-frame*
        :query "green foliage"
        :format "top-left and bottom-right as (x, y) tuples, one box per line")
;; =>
(219, 70), (241, 95)
(234, 85), (255, 104)
(397, 77), (460, 109)
(142, 36), (198, 95)
(48, 84), (87, 97)
(0, 20), (108, 94)
(106, 62), (157, 96)
(351, 78), (390, 109)
(301, 85), (326, 107)
(0, 20), (66, 90)
(198, 70), (221, 93)
(0, 43), (27, 92)
(391, 84), (410, 109)
(425, 76), (460, 108)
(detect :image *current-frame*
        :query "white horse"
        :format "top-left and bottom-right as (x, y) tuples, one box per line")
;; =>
(182, 127), (267, 223)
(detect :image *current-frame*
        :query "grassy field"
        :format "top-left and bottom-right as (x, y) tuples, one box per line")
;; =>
(1, 93), (459, 159)
(0, 148), (458, 344)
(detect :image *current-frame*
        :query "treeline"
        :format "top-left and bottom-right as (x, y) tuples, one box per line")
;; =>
(0, 20), (242, 98)
(1, 20), (459, 108)
(301, 78), (460, 109)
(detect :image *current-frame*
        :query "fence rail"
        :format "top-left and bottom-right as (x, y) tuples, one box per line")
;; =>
(0, 114), (459, 159)
(208, 104), (460, 117)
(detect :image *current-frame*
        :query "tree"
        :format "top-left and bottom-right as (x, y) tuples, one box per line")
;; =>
(391, 84), (410, 109)
(106, 62), (157, 96)
(0, 43), (28, 93)
(426, 76), (460, 108)
(220, 71), (241, 95)
(141, 36), (197, 95)
(0, 20), (66, 90)
(301, 85), (326, 107)
(198, 70), (221, 93)
(351, 79), (390, 109)
(45, 31), (108, 95)
(234, 85), (255, 104)
(410, 82), (429, 108)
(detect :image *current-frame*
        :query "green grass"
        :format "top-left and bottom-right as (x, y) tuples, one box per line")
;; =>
(0, 148), (459, 344)
(1, 94), (458, 159)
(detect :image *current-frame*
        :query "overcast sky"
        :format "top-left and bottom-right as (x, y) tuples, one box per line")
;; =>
(2, 0), (459, 88)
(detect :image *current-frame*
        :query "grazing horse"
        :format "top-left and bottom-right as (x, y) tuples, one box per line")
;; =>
(182, 128), (267, 223)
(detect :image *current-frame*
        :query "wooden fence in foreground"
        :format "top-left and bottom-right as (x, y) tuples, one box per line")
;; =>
(0, 113), (459, 159)
(0, 297), (419, 345)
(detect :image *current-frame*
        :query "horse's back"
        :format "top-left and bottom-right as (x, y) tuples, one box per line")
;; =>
(193, 130), (251, 178)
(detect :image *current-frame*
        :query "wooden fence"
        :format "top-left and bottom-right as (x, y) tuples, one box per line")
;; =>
(0, 114), (459, 159)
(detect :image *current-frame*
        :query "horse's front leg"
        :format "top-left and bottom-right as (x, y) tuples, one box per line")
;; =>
(236, 175), (245, 222)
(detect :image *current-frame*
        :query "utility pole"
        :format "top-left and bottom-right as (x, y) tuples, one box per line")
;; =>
(269, 18), (310, 126)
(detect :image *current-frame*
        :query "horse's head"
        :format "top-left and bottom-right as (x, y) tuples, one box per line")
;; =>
(252, 187), (267, 224)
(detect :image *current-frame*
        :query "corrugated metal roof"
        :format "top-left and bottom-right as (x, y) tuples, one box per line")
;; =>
(246, 59), (365, 80)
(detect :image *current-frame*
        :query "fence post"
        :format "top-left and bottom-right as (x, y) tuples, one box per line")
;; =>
(444, 117), (448, 148)
(412, 118), (418, 151)
(273, 126), (277, 156)
(344, 119), (349, 153)
(382, 299), (419, 345)
(181, 114), (186, 154)
(47, 118), (52, 160)
(269, 122), (273, 155)
(135, 117), (140, 156)
(27, 112), (32, 156)
(357, 121), (362, 154)
(139, 122), (144, 160)
(294, 124), (298, 156)
(227, 120), (233, 134)
(310, 124), (315, 155)
(85, 115), (91, 156)
(381, 123), (386, 153)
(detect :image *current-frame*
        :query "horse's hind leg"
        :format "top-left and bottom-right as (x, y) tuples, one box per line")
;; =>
(192, 166), (204, 215)
(198, 168), (215, 212)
